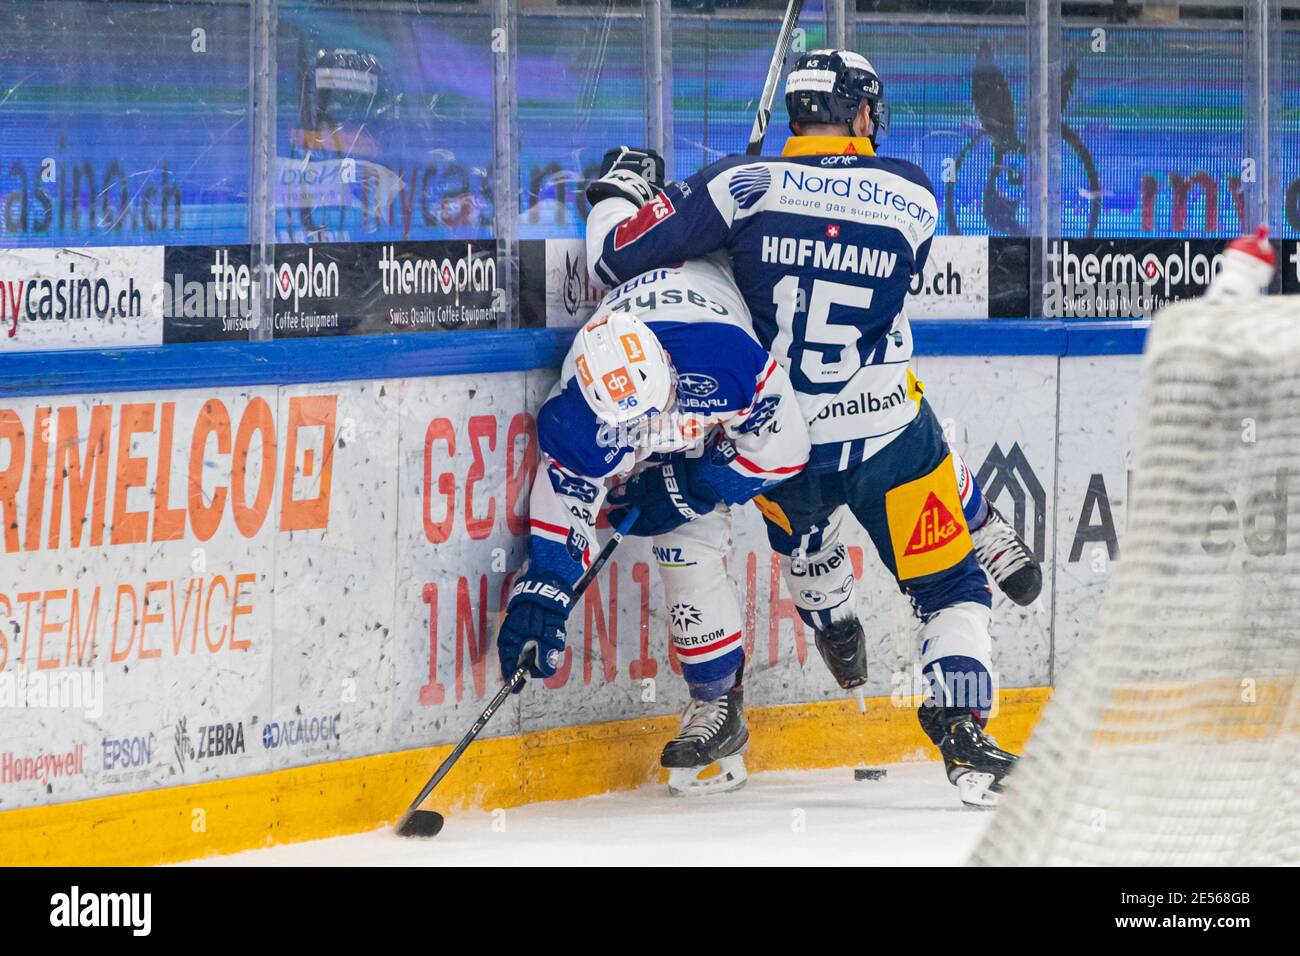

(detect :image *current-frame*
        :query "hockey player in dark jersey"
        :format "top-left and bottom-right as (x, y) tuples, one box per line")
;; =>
(496, 258), (811, 794)
(581, 50), (1032, 807)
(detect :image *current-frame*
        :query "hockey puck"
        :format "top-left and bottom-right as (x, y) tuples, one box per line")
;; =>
(854, 768), (888, 781)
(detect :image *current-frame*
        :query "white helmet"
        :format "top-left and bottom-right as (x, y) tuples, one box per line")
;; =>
(566, 311), (674, 425)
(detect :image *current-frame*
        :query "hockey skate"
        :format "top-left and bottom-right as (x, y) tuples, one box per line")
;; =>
(971, 505), (1042, 606)
(919, 705), (1019, 808)
(661, 686), (749, 796)
(813, 618), (869, 690)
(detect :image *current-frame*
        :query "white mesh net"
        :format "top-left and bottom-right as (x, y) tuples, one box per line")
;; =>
(971, 293), (1300, 866)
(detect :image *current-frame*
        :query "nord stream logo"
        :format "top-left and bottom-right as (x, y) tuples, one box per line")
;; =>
(728, 165), (772, 210)
(780, 169), (936, 229)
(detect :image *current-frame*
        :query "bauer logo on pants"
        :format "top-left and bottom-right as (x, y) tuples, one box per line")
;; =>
(886, 453), (972, 580)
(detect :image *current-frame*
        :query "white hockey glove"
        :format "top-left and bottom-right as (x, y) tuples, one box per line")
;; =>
(585, 146), (665, 209)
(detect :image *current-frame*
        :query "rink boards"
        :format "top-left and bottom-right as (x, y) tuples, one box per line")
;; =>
(0, 326), (1144, 862)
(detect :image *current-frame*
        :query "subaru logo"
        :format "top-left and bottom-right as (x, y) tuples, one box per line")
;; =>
(677, 373), (720, 398)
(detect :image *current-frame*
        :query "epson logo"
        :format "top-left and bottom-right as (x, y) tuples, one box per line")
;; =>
(102, 734), (154, 772)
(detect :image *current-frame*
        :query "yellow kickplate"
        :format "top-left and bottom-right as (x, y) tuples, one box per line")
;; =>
(0, 687), (1048, 866)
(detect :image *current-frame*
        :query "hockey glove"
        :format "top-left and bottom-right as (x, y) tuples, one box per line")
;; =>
(585, 146), (665, 209)
(498, 571), (574, 689)
(607, 455), (715, 537)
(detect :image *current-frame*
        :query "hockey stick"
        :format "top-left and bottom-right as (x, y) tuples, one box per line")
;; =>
(746, 0), (806, 156)
(395, 506), (641, 838)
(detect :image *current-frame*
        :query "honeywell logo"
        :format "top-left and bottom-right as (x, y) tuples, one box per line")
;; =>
(1, 744), (86, 785)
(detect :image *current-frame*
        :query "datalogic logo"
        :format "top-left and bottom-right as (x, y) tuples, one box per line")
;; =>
(261, 714), (341, 750)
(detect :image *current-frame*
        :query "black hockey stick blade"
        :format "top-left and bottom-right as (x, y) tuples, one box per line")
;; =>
(395, 809), (445, 838)
(393, 506), (640, 838)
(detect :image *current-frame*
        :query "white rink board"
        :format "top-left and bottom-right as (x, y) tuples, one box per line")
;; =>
(0, 351), (1139, 809)
(921, 355), (1058, 689)
(1052, 355), (1142, 678)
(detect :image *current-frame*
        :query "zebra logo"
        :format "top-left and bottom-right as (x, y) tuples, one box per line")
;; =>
(728, 165), (772, 210)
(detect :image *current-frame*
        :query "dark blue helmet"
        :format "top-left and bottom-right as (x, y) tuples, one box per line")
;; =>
(784, 49), (888, 146)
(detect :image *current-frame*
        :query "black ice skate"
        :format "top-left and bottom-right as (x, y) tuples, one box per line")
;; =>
(919, 705), (1019, 808)
(971, 505), (1042, 606)
(661, 685), (749, 796)
(813, 618), (869, 691)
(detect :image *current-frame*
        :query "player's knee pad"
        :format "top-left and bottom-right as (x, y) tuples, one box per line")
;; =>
(952, 451), (988, 531)
(654, 516), (743, 700)
(767, 510), (858, 632)
(918, 601), (995, 719)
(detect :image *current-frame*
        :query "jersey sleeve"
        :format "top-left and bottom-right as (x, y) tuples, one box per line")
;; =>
(586, 159), (743, 287)
(687, 353), (811, 506)
(528, 382), (635, 588)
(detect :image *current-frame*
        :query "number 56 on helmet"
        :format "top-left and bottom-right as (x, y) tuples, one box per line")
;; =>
(565, 312), (675, 426)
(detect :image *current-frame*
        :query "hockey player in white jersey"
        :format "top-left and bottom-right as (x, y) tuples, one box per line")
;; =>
(497, 255), (811, 795)
(581, 50), (1030, 806)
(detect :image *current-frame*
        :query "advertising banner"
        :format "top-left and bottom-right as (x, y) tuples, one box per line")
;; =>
(0, 246), (163, 351)
(161, 240), (503, 343)
(2, 350), (1147, 810)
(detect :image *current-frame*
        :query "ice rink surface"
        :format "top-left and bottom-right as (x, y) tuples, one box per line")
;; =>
(188, 763), (991, 866)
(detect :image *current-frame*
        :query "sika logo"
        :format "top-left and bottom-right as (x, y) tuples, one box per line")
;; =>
(905, 492), (961, 556)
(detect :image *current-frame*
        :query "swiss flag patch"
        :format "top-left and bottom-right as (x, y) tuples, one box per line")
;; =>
(904, 492), (961, 556)
(613, 192), (676, 250)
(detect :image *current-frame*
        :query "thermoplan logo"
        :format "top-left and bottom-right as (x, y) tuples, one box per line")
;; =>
(274, 247), (339, 311)
(377, 242), (497, 305)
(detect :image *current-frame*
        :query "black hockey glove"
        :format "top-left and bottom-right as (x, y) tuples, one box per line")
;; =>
(585, 146), (665, 209)
(607, 455), (715, 537)
(498, 570), (574, 689)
